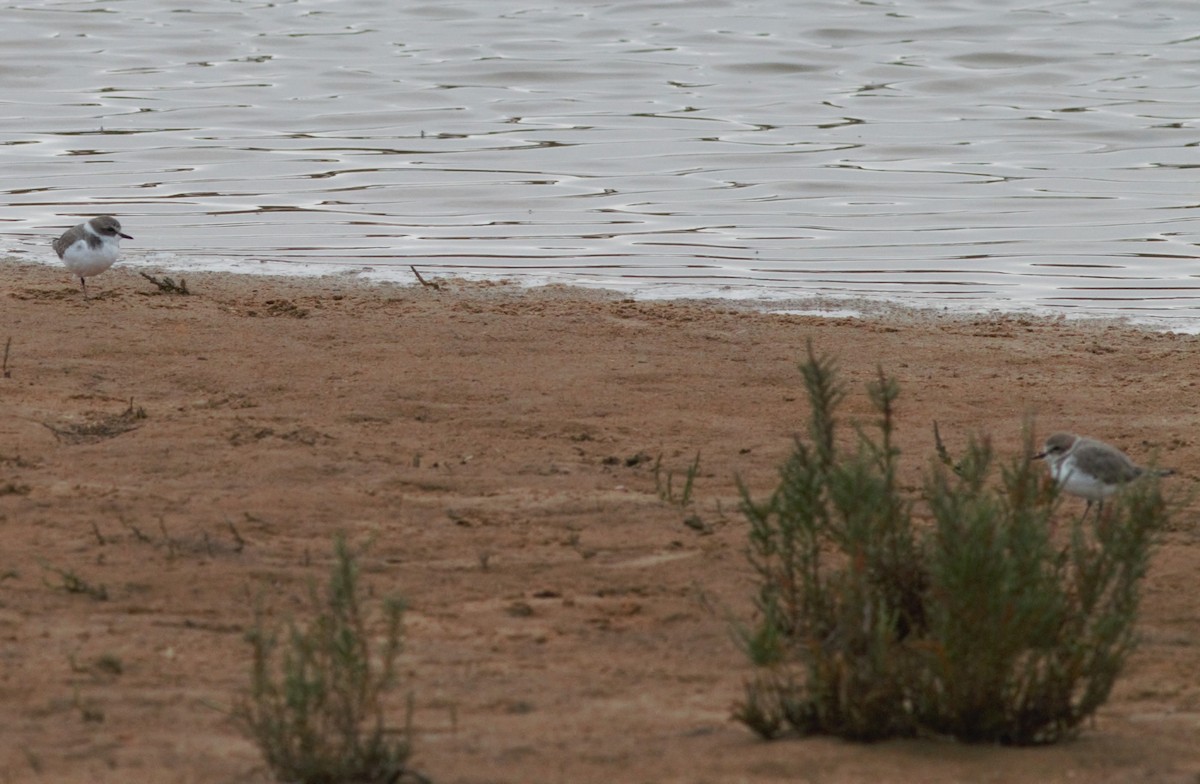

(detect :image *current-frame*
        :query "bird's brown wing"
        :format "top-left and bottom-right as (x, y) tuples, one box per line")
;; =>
(1092, 448), (1143, 483)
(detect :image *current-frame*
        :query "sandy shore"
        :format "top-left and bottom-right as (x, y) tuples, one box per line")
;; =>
(2, 260), (1199, 783)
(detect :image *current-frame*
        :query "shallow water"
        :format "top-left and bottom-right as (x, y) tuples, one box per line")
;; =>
(4, 0), (1200, 327)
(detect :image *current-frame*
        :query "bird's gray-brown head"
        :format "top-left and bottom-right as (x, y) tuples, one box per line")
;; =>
(1034, 432), (1077, 464)
(92, 215), (133, 240)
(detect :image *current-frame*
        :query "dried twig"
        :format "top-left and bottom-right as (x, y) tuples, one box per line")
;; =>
(139, 271), (191, 295)
(158, 517), (178, 560)
(122, 519), (153, 544)
(226, 518), (247, 553)
(410, 265), (441, 291)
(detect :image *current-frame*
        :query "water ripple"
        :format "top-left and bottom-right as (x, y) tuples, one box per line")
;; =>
(2, 0), (1200, 327)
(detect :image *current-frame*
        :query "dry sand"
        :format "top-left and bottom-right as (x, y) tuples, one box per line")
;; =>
(2, 261), (1199, 783)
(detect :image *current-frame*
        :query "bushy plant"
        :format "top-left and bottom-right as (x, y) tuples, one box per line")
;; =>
(236, 535), (417, 782)
(735, 346), (1166, 745)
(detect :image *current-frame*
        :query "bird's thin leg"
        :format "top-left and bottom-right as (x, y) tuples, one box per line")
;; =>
(80, 277), (89, 300)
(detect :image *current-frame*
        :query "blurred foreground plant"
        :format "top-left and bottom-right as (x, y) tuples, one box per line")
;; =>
(735, 345), (1166, 745)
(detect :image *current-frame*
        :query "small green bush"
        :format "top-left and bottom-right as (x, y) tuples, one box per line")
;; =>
(236, 535), (417, 782)
(735, 345), (1166, 745)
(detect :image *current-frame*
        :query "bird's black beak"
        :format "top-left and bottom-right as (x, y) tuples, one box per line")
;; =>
(1032, 451), (1046, 461)
(119, 232), (133, 240)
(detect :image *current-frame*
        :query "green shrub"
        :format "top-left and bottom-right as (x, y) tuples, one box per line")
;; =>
(236, 535), (417, 782)
(735, 345), (1166, 745)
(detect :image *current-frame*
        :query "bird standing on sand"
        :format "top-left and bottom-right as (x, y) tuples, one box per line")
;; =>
(52, 215), (133, 299)
(1034, 432), (1172, 516)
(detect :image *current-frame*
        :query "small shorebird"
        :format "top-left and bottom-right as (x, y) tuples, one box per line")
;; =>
(1034, 432), (1172, 516)
(52, 215), (133, 299)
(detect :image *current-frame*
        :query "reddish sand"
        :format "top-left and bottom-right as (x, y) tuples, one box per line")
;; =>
(2, 261), (1198, 783)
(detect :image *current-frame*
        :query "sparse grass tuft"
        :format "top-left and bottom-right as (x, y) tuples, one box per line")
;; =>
(40, 561), (109, 601)
(69, 651), (124, 679)
(235, 535), (420, 783)
(43, 399), (146, 444)
(0, 481), (31, 496)
(93, 653), (124, 676)
(72, 688), (104, 723)
(653, 451), (701, 507)
(735, 344), (1167, 745)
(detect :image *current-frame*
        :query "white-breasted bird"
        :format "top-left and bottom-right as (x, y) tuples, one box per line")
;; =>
(52, 215), (133, 298)
(1034, 432), (1172, 515)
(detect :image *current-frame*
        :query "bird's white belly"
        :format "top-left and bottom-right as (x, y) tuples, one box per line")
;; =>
(1053, 461), (1117, 502)
(62, 241), (119, 277)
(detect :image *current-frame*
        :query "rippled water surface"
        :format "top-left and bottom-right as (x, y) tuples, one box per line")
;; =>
(4, 0), (1200, 326)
